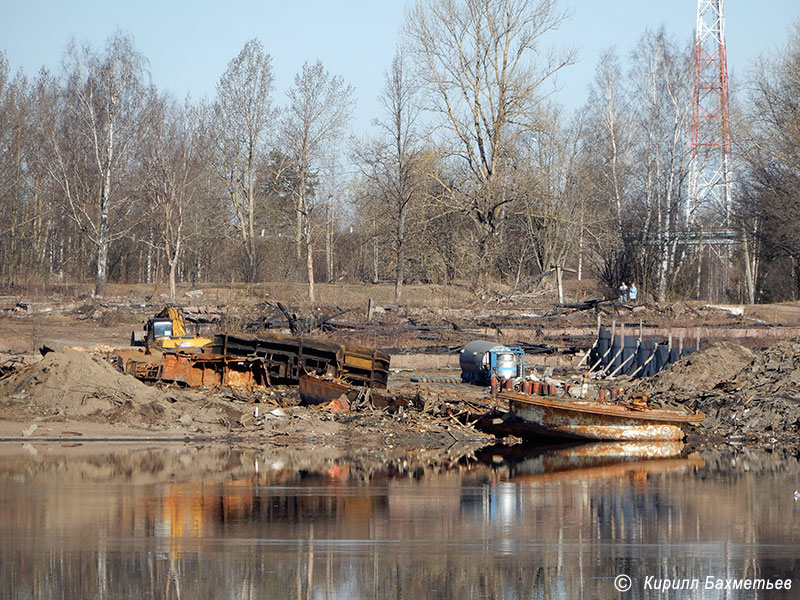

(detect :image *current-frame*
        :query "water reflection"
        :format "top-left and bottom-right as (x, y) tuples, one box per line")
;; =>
(0, 442), (798, 599)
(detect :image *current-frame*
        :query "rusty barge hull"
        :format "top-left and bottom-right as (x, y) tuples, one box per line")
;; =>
(500, 392), (704, 442)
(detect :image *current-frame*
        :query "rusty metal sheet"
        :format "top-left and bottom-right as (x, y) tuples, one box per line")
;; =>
(115, 349), (163, 381)
(299, 373), (351, 405)
(298, 371), (416, 412)
(161, 353), (220, 387)
(115, 351), (271, 390)
(116, 336), (391, 394)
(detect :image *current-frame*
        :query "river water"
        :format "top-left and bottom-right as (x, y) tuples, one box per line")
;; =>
(0, 442), (798, 599)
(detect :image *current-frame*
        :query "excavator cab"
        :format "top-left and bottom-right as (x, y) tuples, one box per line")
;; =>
(133, 307), (212, 352)
(150, 318), (175, 338)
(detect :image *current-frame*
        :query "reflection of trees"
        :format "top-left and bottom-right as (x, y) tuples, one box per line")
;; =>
(0, 447), (798, 598)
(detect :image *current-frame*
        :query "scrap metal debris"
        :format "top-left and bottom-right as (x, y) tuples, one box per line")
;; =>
(115, 332), (391, 392)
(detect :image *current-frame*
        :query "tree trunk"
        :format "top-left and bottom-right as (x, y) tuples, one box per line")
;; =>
(95, 235), (109, 297)
(168, 259), (178, 300)
(301, 190), (315, 304)
(743, 232), (755, 304)
(94, 118), (114, 297)
(95, 198), (110, 296)
(326, 200), (334, 283)
(394, 212), (406, 303)
(305, 229), (315, 305)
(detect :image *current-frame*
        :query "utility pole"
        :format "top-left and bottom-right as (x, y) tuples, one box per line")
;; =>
(689, 0), (738, 300)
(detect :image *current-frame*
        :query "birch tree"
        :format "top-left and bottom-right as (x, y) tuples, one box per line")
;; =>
(213, 39), (275, 282)
(47, 31), (149, 295)
(738, 23), (800, 299)
(355, 51), (423, 302)
(582, 49), (631, 237)
(628, 28), (692, 301)
(575, 49), (634, 288)
(139, 95), (208, 299)
(282, 61), (354, 304)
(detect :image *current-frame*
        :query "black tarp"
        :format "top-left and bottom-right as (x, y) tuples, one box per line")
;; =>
(589, 326), (696, 379)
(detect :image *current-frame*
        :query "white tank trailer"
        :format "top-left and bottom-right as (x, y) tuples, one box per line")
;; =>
(460, 341), (525, 385)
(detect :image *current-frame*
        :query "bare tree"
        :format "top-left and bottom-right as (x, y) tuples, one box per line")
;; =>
(213, 39), (275, 282)
(355, 51), (424, 302)
(737, 23), (800, 300)
(627, 28), (693, 301)
(582, 49), (631, 237)
(282, 60), (354, 304)
(511, 120), (581, 280)
(574, 49), (634, 289)
(139, 95), (208, 299)
(405, 0), (574, 283)
(46, 31), (150, 295)
(0, 54), (30, 282)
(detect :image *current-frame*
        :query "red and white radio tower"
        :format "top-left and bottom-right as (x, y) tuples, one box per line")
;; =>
(690, 0), (731, 227)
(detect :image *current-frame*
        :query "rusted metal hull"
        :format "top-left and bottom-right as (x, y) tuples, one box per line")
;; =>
(299, 373), (351, 404)
(160, 353), (270, 388)
(298, 371), (416, 412)
(501, 392), (704, 441)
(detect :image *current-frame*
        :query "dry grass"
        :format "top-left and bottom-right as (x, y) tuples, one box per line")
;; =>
(0, 281), (483, 311)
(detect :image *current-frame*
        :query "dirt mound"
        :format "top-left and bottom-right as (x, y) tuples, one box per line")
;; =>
(0, 349), (163, 417)
(0, 350), (250, 432)
(635, 341), (754, 395)
(687, 338), (800, 446)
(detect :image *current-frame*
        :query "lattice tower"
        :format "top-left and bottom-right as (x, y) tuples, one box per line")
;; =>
(689, 0), (731, 227)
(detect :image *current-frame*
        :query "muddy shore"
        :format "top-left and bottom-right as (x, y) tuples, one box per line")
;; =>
(1, 290), (799, 457)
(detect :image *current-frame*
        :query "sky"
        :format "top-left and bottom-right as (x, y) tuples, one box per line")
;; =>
(2, 1), (799, 135)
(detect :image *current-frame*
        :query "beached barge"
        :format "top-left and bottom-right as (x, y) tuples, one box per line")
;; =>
(499, 391), (705, 441)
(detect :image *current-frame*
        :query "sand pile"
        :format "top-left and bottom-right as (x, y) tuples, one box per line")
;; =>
(634, 341), (755, 396)
(0, 350), (248, 431)
(0, 349), (163, 417)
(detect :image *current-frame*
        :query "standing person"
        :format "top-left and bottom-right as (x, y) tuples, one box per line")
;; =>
(629, 282), (638, 303)
(619, 282), (628, 303)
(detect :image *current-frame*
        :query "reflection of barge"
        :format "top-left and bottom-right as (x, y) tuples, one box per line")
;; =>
(499, 392), (705, 441)
(480, 440), (705, 483)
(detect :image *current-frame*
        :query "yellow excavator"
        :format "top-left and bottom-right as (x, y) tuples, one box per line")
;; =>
(132, 307), (212, 351)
